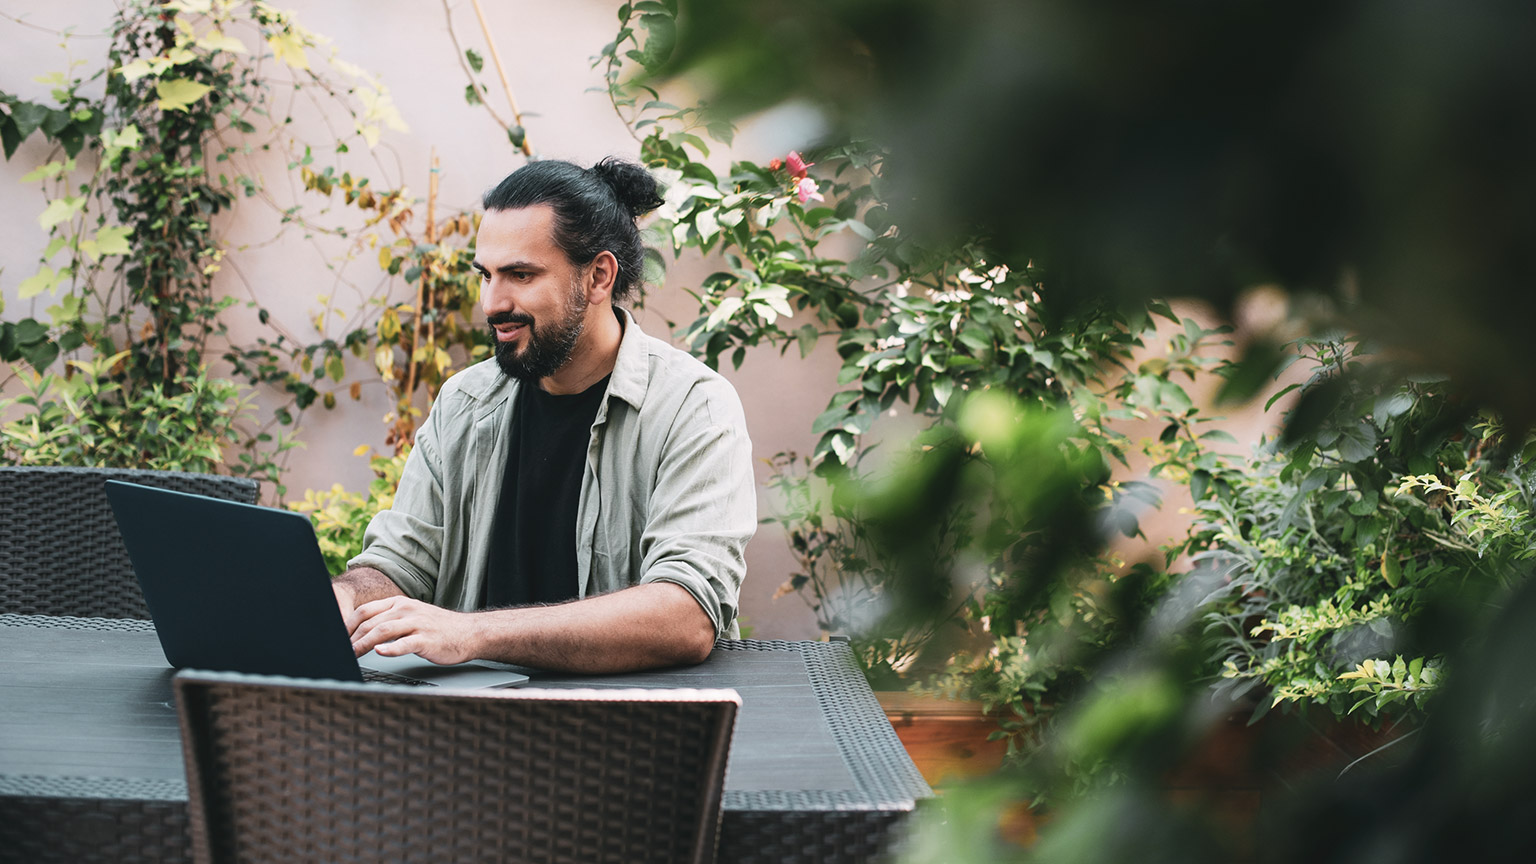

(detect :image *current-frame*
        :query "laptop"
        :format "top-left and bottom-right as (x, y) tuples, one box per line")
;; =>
(103, 480), (527, 689)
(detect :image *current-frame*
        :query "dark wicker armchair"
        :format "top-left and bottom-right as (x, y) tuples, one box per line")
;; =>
(174, 671), (739, 864)
(0, 466), (259, 618)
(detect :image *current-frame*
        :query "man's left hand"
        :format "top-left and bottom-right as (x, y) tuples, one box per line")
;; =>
(349, 596), (483, 665)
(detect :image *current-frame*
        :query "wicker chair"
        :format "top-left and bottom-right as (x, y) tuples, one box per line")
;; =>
(174, 671), (739, 864)
(0, 466), (259, 619)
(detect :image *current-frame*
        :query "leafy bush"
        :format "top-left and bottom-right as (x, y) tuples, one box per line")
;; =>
(0, 354), (285, 485)
(1162, 338), (1536, 723)
(288, 448), (410, 574)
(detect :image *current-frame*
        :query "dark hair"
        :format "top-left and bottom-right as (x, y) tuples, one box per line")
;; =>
(481, 158), (664, 302)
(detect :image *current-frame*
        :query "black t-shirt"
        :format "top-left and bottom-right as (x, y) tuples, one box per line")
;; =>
(482, 374), (611, 608)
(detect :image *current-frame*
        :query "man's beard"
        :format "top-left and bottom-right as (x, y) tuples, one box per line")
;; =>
(489, 281), (588, 381)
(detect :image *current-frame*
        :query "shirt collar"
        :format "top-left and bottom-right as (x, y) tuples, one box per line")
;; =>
(604, 305), (650, 411)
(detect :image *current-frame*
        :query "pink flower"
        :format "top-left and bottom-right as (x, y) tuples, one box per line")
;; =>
(768, 158), (783, 172)
(796, 176), (824, 204)
(786, 150), (813, 179)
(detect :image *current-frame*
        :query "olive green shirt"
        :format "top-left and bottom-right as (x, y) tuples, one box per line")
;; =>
(348, 308), (754, 638)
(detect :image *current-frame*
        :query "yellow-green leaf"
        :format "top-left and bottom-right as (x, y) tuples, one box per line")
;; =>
(197, 29), (248, 54)
(156, 78), (213, 112)
(378, 307), (401, 341)
(374, 344), (397, 380)
(268, 30), (310, 70)
(20, 160), (68, 183)
(326, 354), (346, 382)
(38, 196), (84, 230)
(18, 266), (60, 299)
(94, 225), (134, 257)
(165, 0), (213, 14)
(103, 125), (143, 151)
(117, 59), (155, 82)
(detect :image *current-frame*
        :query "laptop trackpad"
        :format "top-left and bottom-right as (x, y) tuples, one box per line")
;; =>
(361, 650), (529, 688)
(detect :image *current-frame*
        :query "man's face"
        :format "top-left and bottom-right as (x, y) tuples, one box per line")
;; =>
(473, 205), (590, 382)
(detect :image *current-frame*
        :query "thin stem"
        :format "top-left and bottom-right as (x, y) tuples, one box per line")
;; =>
(1337, 727), (1420, 779)
(467, 0), (532, 156)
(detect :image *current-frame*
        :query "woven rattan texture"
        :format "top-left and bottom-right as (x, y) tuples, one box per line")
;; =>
(718, 810), (914, 864)
(0, 796), (190, 864)
(712, 640), (931, 864)
(716, 640), (932, 809)
(0, 467), (258, 619)
(179, 677), (733, 864)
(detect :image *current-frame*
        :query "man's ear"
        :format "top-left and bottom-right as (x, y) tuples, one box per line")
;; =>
(586, 250), (619, 303)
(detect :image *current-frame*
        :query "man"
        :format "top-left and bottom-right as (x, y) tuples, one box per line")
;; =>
(335, 158), (756, 674)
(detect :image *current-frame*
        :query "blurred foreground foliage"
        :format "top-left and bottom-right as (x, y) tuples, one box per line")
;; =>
(653, 0), (1536, 859)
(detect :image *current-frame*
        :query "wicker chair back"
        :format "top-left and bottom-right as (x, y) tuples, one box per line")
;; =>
(174, 671), (739, 864)
(0, 466), (259, 618)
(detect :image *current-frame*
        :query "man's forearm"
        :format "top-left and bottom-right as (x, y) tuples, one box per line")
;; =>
(333, 566), (405, 622)
(473, 581), (717, 672)
(349, 580), (716, 673)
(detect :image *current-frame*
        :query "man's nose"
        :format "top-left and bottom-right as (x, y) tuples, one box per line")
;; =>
(482, 278), (517, 315)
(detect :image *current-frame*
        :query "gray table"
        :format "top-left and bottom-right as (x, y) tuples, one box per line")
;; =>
(0, 615), (929, 863)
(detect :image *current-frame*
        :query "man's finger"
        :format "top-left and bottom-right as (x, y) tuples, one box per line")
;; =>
(352, 616), (414, 655)
(373, 634), (419, 657)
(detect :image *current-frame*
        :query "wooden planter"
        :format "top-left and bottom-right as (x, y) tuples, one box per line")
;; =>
(876, 693), (1406, 854)
(876, 692), (1009, 786)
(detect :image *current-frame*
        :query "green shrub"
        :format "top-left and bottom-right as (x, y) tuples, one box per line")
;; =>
(0, 354), (283, 485)
(289, 447), (410, 575)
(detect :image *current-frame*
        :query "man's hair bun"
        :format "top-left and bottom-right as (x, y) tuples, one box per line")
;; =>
(590, 157), (664, 218)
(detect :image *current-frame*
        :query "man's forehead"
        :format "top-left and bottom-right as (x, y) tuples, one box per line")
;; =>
(475, 204), (561, 262)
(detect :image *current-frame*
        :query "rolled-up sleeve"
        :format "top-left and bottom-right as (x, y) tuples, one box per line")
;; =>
(346, 423), (445, 602)
(637, 379), (756, 638)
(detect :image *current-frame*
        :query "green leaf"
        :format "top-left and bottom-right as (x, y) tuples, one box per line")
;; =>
(811, 402), (851, 435)
(1374, 391), (1414, 421)
(12, 318), (48, 345)
(796, 324), (819, 358)
(1264, 382), (1302, 412)
(1334, 422), (1376, 462)
(1382, 553), (1402, 588)
(8, 100), (50, 140)
(465, 48), (484, 73)
(933, 377), (955, 408)
(22, 338), (59, 371)
(1190, 469), (1211, 501)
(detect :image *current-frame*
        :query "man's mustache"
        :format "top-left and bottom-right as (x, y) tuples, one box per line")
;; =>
(487, 311), (535, 328)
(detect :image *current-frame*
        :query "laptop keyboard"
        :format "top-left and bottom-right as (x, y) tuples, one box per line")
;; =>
(361, 667), (438, 686)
